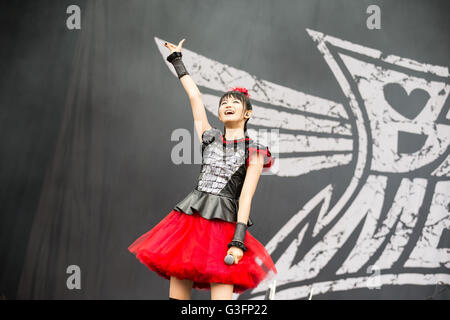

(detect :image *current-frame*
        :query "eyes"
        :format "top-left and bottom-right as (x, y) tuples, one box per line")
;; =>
(221, 100), (240, 105)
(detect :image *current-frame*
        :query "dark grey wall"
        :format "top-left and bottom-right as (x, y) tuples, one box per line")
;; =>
(0, 0), (449, 300)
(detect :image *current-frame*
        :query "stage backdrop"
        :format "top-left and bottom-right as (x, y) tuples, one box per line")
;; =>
(0, 0), (449, 299)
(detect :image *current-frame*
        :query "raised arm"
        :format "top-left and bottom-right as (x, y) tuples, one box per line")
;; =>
(164, 39), (211, 143)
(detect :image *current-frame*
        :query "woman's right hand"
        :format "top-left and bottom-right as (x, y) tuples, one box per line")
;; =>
(164, 38), (186, 54)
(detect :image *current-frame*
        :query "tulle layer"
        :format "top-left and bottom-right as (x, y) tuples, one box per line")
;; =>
(128, 209), (277, 294)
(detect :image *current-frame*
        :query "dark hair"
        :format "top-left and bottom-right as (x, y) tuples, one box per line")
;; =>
(218, 87), (253, 161)
(218, 87), (252, 138)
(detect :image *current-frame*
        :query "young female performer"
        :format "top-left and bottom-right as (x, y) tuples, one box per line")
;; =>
(128, 38), (277, 300)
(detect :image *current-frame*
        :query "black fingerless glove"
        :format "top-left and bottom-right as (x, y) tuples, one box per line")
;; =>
(227, 222), (248, 252)
(166, 51), (189, 79)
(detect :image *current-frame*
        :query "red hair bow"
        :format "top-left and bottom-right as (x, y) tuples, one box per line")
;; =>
(231, 87), (250, 98)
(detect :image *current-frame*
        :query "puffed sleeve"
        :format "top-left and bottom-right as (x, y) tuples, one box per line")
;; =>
(246, 144), (274, 172)
(201, 126), (220, 145)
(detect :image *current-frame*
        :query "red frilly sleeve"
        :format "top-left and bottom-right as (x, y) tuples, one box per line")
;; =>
(246, 145), (274, 172)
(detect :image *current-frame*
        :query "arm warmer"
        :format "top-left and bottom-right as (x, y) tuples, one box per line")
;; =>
(166, 51), (189, 79)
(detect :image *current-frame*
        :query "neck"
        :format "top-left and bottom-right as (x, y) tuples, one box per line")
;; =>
(224, 127), (245, 139)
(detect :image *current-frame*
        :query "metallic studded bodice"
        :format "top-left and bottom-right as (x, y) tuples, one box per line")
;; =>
(173, 126), (272, 227)
(196, 129), (248, 199)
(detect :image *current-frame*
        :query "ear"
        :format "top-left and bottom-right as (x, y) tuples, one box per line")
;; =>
(245, 110), (253, 119)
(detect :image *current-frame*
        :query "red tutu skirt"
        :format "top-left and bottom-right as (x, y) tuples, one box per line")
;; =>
(128, 209), (277, 294)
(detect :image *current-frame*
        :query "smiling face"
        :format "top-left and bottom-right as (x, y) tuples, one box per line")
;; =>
(218, 94), (251, 125)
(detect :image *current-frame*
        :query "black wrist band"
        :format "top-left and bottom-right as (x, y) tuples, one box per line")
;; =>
(166, 51), (182, 63)
(227, 240), (247, 252)
(166, 51), (189, 79)
(232, 222), (248, 243)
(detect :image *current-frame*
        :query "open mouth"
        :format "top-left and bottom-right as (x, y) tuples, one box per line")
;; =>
(225, 109), (235, 115)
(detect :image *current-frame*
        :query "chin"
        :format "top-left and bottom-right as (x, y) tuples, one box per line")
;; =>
(222, 118), (238, 125)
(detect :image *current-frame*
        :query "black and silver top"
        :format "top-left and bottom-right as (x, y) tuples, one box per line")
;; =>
(173, 126), (274, 227)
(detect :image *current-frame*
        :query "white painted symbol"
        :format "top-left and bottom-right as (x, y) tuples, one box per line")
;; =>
(157, 28), (450, 299)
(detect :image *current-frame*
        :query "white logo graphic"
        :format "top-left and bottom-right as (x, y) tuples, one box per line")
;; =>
(157, 29), (450, 299)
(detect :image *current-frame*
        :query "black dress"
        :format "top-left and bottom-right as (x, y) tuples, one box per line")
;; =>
(174, 126), (274, 227)
(128, 126), (277, 294)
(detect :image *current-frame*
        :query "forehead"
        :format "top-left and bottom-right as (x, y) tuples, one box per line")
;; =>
(221, 94), (241, 102)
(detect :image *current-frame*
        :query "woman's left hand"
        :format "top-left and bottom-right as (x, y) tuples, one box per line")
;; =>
(164, 38), (186, 54)
(227, 246), (244, 264)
